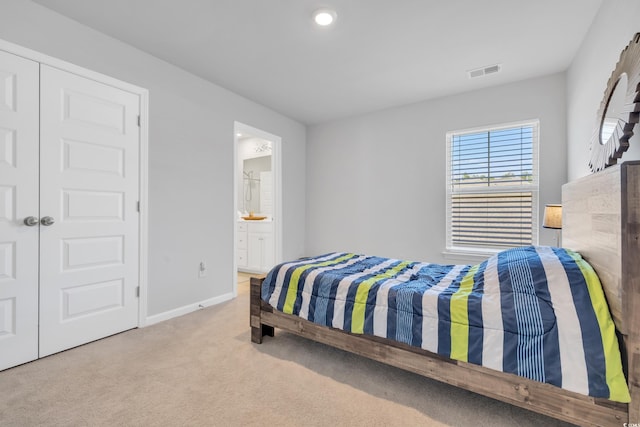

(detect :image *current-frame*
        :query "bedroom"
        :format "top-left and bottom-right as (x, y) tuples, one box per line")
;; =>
(1, 0), (640, 425)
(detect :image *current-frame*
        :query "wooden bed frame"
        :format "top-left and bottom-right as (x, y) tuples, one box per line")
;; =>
(250, 161), (640, 426)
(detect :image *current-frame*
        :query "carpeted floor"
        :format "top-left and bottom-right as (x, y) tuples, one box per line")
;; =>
(0, 274), (574, 426)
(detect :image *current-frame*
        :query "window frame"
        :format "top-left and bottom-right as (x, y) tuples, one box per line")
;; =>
(444, 119), (540, 257)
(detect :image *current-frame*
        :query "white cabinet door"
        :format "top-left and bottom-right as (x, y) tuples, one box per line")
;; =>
(247, 232), (262, 271)
(247, 230), (274, 273)
(260, 231), (275, 270)
(237, 222), (248, 268)
(0, 51), (40, 370)
(38, 65), (140, 357)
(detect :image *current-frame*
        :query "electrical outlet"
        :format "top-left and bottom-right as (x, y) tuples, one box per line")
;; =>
(198, 261), (207, 278)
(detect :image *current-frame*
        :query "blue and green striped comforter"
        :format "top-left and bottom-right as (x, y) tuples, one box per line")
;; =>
(262, 246), (630, 402)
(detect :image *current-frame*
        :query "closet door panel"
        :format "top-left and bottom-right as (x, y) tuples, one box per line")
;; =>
(39, 65), (140, 357)
(0, 50), (39, 371)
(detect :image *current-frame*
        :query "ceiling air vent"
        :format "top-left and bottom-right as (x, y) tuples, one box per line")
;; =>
(468, 64), (501, 79)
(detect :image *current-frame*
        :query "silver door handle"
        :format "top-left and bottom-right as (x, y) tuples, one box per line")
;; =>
(41, 216), (55, 226)
(24, 216), (39, 226)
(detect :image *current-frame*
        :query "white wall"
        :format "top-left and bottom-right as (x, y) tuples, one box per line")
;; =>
(567, 0), (640, 180)
(0, 0), (306, 317)
(307, 74), (567, 265)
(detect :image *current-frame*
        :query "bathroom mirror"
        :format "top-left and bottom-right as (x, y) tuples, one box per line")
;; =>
(589, 33), (640, 172)
(242, 155), (272, 215)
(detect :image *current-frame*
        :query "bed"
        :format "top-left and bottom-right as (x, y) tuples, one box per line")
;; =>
(250, 161), (640, 426)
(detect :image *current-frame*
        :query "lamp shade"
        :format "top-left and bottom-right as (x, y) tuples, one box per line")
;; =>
(543, 204), (562, 229)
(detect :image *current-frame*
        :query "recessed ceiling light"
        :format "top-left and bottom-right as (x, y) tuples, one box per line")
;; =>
(313, 8), (336, 27)
(236, 133), (243, 137)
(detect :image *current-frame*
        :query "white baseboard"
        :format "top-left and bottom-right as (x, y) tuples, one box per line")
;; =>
(142, 292), (234, 327)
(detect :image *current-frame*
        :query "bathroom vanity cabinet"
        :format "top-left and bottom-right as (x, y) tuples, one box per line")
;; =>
(237, 221), (274, 273)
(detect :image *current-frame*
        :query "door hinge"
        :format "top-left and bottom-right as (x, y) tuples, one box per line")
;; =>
(137, 115), (141, 127)
(136, 286), (140, 297)
(137, 201), (140, 212)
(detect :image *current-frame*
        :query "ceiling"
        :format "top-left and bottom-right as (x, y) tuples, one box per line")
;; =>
(31, 0), (603, 125)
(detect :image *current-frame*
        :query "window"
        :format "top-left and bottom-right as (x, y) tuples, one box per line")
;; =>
(446, 120), (539, 253)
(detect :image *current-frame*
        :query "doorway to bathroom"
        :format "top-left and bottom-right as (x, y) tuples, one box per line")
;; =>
(233, 122), (282, 297)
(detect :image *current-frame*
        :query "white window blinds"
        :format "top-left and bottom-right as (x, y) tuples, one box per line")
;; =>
(446, 121), (539, 251)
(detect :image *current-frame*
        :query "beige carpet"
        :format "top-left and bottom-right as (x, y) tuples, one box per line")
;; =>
(0, 275), (573, 427)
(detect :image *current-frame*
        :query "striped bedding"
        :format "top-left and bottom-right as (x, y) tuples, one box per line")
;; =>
(262, 246), (630, 402)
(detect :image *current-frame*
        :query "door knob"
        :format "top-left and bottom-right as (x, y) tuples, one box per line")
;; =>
(23, 216), (39, 226)
(41, 216), (55, 226)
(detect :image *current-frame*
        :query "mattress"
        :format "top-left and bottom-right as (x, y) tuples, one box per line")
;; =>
(261, 246), (630, 402)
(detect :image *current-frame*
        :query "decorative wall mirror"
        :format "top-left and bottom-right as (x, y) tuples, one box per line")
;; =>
(589, 33), (640, 172)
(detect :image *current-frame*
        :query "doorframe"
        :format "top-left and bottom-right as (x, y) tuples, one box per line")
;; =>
(233, 122), (283, 297)
(0, 38), (150, 327)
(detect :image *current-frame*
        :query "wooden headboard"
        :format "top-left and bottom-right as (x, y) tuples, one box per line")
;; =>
(562, 161), (640, 336)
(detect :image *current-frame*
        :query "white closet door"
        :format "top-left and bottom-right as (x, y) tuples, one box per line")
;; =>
(0, 51), (40, 370)
(39, 65), (140, 356)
